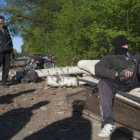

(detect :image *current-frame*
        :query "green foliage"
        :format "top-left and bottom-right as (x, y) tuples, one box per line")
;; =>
(46, 0), (140, 65)
(13, 49), (21, 57)
(0, 0), (140, 66)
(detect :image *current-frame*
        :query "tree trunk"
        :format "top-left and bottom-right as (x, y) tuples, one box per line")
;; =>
(37, 60), (100, 77)
(77, 74), (100, 87)
(46, 76), (85, 87)
(36, 66), (88, 77)
(1, 60), (99, 80)
(77, 60), (100, 75)
(0, 66), (87, 81)
(46, 74), (100, 87)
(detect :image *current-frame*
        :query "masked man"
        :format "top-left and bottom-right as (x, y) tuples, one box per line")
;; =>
(95, 35), (140, 137)
(0, 15), (13, 87)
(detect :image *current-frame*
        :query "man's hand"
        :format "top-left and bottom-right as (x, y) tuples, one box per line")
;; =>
(124, 69), (133, 79)
(115, 68), (133, 81)
(10, 51), (15, 66)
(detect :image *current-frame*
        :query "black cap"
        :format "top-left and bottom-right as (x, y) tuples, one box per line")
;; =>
(0, 16), (4, 19)
(112, 35), (129, 54)
(112, 35), (128, 47)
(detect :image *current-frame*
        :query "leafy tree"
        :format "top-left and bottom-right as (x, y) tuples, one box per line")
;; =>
(47, 0), (140, 65)
(0, 0), (140, 66)
(13, 49), (21, 57)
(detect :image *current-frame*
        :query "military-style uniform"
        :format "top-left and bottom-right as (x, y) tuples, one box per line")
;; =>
(0, 24), (13, 86)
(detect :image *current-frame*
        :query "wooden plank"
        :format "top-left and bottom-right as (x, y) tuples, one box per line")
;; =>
(84, 92), (140, 132)
(77, 78), (140, 104)
(118, 91), (140, 104)
(66, 90), (140, 139)
(83, 109), (140, 139)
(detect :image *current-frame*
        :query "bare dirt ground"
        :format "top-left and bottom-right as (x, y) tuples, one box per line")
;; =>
(0, 79), (138, 140)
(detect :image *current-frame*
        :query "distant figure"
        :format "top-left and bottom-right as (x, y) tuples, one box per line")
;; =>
(95, 35), (140, 137)
(0, 15), (13, 87)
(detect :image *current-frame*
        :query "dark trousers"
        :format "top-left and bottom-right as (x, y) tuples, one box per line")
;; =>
(0, 52), (10, 84)
(98, 60), (140, 126)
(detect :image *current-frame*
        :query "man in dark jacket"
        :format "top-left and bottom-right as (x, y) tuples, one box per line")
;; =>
(95, 35), (140, 137)
(0, 15), (13, 87)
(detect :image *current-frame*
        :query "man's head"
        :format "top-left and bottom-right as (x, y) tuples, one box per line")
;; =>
(0, 15), (4, 25)
(112, 35), (129, 54)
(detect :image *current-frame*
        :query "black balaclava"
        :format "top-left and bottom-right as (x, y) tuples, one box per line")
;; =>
(112, 35), (128, 55)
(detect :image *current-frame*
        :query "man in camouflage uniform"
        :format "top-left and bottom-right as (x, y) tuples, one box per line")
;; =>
(0, 15), (13, 87)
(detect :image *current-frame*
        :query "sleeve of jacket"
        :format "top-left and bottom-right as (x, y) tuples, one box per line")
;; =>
(135, 53), (140, 62)
(95, 54), (117, 79)
(4, 25), (13, 48)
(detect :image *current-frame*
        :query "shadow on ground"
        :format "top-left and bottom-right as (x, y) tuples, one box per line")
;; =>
(24, 100), (92, 140)
(0, 101), (49, 140)
(110, 127), (133, 140)
(0, 89), (36, 104)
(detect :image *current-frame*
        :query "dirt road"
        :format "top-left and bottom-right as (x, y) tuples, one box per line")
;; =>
(0, 80), (138, 140)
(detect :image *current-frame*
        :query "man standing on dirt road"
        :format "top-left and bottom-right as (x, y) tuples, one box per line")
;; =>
(95, 35), (140, 137)
(0, 15), (13, 87)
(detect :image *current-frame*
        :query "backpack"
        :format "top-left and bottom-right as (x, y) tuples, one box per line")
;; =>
(21, 70), (40, 83)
